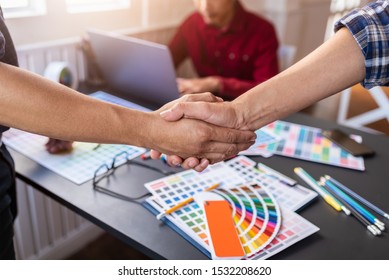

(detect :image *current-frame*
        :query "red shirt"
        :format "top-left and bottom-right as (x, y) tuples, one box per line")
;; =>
(169, 2), (279, 100)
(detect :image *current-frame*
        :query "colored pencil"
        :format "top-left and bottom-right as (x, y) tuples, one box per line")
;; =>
(319, 178), (381, 236)
(322, 178), (385, 231)
(156, 183), (221, 220)
(294, 167), (341, 212)
(325, 175), (389, 220)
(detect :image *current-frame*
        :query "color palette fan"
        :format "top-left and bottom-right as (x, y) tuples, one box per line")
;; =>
(226, 156), (318, 212)
(143, 160), (319, 259)
(245, 121), (365, 171)
(214, 182), (281, 258)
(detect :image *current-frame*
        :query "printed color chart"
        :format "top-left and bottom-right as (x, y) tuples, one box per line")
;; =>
(214, 183), (281, 258)
(144, 160), (319, 259)
(249, 121), (365, 170)
(227, 156), (318, 212)
(3, 129), (145, 184)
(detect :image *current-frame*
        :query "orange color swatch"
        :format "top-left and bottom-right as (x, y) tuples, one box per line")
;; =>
(204, 200), (245, 259)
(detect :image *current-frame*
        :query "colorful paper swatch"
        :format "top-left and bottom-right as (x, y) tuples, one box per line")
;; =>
(203, 200), (245, 259)
(144, 160), (319, 259)
(226, 156), (318, 212)
(213, 182), (281, 258)
(248, 207), (320, 260)
(244, 121), (365, 171)
(3, 128), (146, 184)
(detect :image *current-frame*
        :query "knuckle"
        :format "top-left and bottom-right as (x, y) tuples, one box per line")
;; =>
(225, 144), (238, 157)
(197, 127), (211, 143)
(225, 129), (236, 143)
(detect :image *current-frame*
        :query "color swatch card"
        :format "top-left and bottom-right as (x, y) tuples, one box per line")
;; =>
(3, 129), (145, 184)
(226, 156), (318, 212)
(249, 206), (319, 260)
(240, 129), (280, 158)
(201, 197), (245, 260)
(246, 121), (365, 171)
(144, 161), (319, 260)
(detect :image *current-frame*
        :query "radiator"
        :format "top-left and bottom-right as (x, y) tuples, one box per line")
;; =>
(13, 179), (103, 260)
(16, 37), (86, 80)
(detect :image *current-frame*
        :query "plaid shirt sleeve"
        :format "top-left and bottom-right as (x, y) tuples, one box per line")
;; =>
(334, 0), (389, 89)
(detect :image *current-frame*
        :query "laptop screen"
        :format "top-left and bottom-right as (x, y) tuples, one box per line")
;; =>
(87, 29), (180, 109)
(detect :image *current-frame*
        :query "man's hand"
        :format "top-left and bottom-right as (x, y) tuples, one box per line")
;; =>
(177, 77), (221, 95)
(149, 93), (253, 172)
(45, 138), (73, 154)
(160, 99), (248, 130)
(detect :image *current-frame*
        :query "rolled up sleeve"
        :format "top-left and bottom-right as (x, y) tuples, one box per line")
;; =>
(334, 1), (389, 89)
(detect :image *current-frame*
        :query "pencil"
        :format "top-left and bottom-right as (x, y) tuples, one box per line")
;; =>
(294, 167), (342, 212)
(156, 183), (221, 220)
(322, 177), (385, 231)
(319, 178), (381, 236)
(325, 175), (389, 220)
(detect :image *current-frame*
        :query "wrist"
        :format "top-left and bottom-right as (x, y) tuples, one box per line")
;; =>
(231, 100), (250, 130)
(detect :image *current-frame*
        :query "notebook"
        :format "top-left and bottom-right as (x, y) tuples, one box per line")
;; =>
(87, 29), (180, 108)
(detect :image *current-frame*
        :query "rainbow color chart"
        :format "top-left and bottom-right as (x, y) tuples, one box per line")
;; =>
(144, 160), (319, 259)
(246, 121), (365, 171)
(227, 156), (318, 212)
(214, 183), (281, 258)
(2, 129), (145, 184)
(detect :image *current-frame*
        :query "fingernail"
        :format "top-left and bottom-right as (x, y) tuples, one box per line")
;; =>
(200, 159), (209, 168)
(172, 160), (180, 167)
(188, 160), (197, 168)
(159, 109), (171, 118)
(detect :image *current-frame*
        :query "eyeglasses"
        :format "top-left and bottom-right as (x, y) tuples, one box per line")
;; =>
(92, 151), (175, 202)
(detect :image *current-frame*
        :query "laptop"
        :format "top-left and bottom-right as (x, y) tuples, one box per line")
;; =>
(87, 29), (180, 108)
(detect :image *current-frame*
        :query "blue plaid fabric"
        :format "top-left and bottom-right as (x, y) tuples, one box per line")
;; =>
(335, 0), (389, 89)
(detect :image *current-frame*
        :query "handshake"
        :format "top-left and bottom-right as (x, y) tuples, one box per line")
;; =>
(45, 91), (264, 173)
(147, 92), (258, 172)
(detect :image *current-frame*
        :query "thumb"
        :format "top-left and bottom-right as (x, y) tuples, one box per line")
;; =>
(160, 102), (212, 122)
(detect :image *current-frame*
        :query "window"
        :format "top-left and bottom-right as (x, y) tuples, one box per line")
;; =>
(324, 0), (361, 40)
(66, 0), (131, 13)
(1, 0), (46, 18)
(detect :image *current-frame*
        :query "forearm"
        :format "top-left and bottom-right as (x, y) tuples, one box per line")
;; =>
(219, 77), (259, 100)
(0, 63), (147, 146)
(234, 28), (365, 130)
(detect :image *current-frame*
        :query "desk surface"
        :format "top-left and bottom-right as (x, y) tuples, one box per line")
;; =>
(9, 112), (389, 260)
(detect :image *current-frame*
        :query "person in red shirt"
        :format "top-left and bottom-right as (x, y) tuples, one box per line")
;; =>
(169, 0), (279, 100)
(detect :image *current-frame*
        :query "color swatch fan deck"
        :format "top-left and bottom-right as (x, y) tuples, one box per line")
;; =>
(214, 182), (281, 258)
(144, 159), (319, 259)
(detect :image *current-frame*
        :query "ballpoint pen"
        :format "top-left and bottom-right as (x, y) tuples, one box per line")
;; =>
(157, 183), (221, 220)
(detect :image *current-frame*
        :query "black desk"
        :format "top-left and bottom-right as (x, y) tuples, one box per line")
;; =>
(9, 112), (389, 259)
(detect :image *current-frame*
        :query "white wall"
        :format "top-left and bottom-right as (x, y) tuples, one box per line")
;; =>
(6, 0), (332, 61)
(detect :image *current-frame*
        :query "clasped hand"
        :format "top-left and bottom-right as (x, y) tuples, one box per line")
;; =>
(150, 92), (253, 172)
